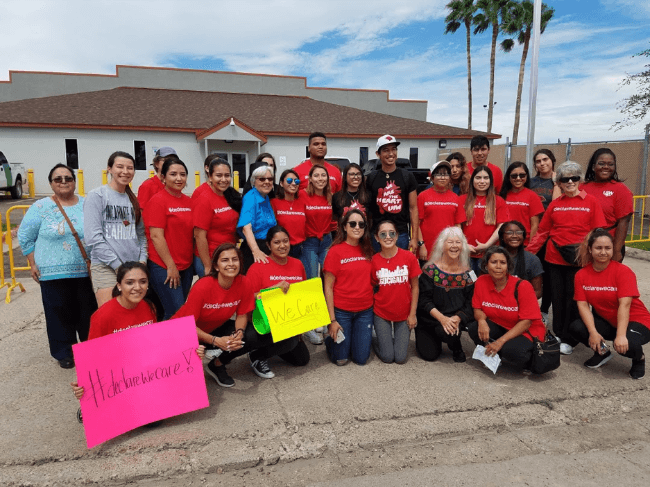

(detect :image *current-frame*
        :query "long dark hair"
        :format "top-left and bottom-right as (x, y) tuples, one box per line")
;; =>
(585, 148), (620, 183)
(578, 228), (613, 267)
(208, 158), (242, 213)
(446, 152), (470, 194)
(334, 163), (370, 208)
(108, 151), (142, 225)
(498, 220), (527, 278)
(111, 261), (156, 317)
(500, 162), (531, 198)
(276, 169), (300, 200)
(265, 225), (290, 254)
(465, 166), (497, 225)
(306, 164), (332, 204)
(332, 208), (373, 260)
(533, 149), (556, 176)
(207, 243), (243, 279)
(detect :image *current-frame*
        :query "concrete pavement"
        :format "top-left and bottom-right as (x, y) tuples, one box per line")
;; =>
(1, 256), (650, 486)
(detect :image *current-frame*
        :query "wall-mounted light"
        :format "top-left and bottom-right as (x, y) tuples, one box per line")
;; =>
(439, 139), (447, 149)
(229, 118), (235, 127)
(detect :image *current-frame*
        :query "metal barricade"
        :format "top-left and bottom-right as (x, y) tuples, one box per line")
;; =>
(1, 212), (8, 293)
(4, 205), (30, 303)
(627, 196), (650, 243)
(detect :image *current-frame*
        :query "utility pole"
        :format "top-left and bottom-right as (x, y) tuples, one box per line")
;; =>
(525, 0), (542, 173)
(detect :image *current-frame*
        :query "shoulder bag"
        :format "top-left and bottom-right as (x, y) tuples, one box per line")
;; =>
(52, 195), (91, 276)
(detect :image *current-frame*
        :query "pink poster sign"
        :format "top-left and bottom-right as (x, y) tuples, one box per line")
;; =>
(72, 316), (209, 449)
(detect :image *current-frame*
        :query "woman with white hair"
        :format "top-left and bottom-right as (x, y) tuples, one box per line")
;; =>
(416, 226), (476, 363)
(237, 165), (277, 273)
(528, 161), (606, 355)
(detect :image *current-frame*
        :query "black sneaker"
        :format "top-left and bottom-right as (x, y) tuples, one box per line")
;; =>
(77, 407), (83, 424)
(584, 351), (612, 369)
(205, 361), (235, 387)
(452, 349), (467, 363)
(250, 356), (275, 379)
(630, 358), (645, 380)
(59, 357), (75, 369)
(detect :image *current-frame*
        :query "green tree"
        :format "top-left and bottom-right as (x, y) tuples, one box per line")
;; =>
(614, 45), (650, 132)
(473, 0), (513, 133)
(500, 0), (554, 145)
(445, 0), (478, 130)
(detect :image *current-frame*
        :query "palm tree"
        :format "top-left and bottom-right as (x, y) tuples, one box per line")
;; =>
(473, 0), (513, 133)
(501, 1), (555, 144)
(445, 0), (478, 130)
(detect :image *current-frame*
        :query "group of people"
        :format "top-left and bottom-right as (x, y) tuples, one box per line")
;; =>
(18, 133), (649, 404)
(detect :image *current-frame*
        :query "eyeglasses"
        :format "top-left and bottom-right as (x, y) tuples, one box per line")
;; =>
(347, 221), (366, 229)
(433, 173), (450, 179)
(378, 230), (397, 240)
(559, 176), (581, 183)
(596, 162), (616, 168)
(284, 178), (301, 185)
(348, 173), (362, 179)
(504, 230), (524, 236)
(257, 177), (274, 183)
(509, 173), (527, 180)
(52, 176), (75, 183)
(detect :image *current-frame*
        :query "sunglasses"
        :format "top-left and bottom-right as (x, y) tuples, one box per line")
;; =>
(347, 221), (366, 229)
(257, 177), (274, 183)
(378, 230), (397, 240)
(348, 173), (362, 179)
(559, 176), (581, 183)
(504, 230), (524, 236)
(52, 176), (75, 183)
(509, 173), (527, 180)
(596, 162), (615, 168)
(284, 177), (301, 185)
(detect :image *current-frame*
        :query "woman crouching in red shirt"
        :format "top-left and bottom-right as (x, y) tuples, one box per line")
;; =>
(71, 262), (205, 421)
(467, 247), (548, 372)
(173, 243), (298, 388)
(324, 209), (374, 366)
(569, 229), (650, 379)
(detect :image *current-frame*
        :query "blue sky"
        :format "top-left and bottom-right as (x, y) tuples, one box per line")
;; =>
(1, 0), (649, 144)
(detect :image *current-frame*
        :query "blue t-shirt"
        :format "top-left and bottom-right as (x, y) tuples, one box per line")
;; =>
(237, 188), (277, 240)
(18, 196), (90, 281)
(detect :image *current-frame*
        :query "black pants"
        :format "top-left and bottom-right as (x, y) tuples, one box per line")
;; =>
(568, 315), (650, 361)
(415, 320), (463, 361)
(536, 243), (552, 314)
(467, 319), (534, 370)
(240, 238), (268, 275)
(548, 263), (580, 345)
(208, 320), (299, 364)
(40, 277), (97, 360)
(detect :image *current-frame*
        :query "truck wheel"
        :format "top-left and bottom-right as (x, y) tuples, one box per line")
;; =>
(10, 177), (23, 199)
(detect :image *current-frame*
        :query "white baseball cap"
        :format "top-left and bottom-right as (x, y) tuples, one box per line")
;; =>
(376, 134), (401, 152)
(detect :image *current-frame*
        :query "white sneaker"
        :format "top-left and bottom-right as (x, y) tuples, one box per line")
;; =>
(304, 329), (323, 345)
(560, 343), (573, 355)
(250, 357), (275, 379)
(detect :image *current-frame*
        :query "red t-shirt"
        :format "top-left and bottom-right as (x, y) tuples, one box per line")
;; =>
(300, 189), (332, 239)
(271, 198), (307, 245)
(193, 190), (239, 257)
(417, 188), (466, 252)
(468, 161), (504, 194)
(145, 190), (194, 270)
(191, 182), (212, 202)
(581, 181), (633, 236)
(293, 160), (342, 193)
(527, 191), (607, 266)
(472, 274), (545, 341)
(323, 242), (373, 312)
(371, 248), (422, 321)
(504, 187), (545, 244)
(574, 261), (650, 330)
(247, 257), (306, 294)
(173, 275), (255, 333)
(137, 175), (164, 209)
(458, 194), (509, 257)
(88, 298), (156, 340)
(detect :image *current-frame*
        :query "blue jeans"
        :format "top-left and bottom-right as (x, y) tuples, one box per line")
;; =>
(147, 260), (194, 320)
(193, 255), (206, 278)
(470, 257), (482, 276)
(301, 234), (332, 279)
(325, 306), (374, 365)
(289, 242), (304, 260)
(372, 232), (410, 252)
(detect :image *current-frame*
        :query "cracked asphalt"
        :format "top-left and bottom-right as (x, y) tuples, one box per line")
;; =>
(1, 253), (649, 486)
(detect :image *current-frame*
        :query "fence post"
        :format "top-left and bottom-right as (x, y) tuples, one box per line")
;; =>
(149, 170), (154, 178)
(4, 206), (29, 303)
(565, 138), (572, 161)
(505, 137), (510, 169)
(27, 169), (35, 198)
(102, 170), (108, 185)
(641, 126), (650, 196)
(0, 212), (7, 292)
(195, 171), (200, 190)
(77, 169), (85, 196)
(233, 171), (240, 191)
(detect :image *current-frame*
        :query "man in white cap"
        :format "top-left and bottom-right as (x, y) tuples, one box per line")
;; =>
(366, 135), (419, 253)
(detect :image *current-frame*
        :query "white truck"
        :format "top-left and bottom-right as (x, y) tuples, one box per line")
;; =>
(0, 151), (27, 199)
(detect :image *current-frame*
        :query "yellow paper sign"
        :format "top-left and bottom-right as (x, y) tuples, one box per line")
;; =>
(258, 278), (330, 342)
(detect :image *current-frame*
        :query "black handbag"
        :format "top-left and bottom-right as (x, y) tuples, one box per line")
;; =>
(551, 239), (580, 266)
(529, 330), (561, 374)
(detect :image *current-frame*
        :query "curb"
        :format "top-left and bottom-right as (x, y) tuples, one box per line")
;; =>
(625, 246), (650, 262)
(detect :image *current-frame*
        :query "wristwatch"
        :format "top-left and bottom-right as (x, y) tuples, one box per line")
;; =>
(417, 241), (425, 247)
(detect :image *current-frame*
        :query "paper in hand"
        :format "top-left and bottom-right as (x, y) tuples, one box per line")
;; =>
(472, 345), (501, 374)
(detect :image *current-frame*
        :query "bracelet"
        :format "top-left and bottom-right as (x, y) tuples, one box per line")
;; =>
(211, 336), (216, 347)
(235, 329), (244, 335)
